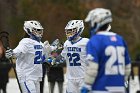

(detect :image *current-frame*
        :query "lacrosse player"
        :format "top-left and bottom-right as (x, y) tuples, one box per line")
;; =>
(81, 8), (131, 93)
(5, 20), (57, 93)
(60, 20), (89, 93)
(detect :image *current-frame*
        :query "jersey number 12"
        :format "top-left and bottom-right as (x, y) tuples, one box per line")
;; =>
(67, 53), (81, 66)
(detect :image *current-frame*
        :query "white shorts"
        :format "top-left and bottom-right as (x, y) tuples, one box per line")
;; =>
(20, 80), (40, 93)
(66, 78), (84, 93)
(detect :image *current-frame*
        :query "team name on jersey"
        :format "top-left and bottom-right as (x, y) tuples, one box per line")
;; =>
(34, 45), (43, 49)
(67, 47), (81, 52)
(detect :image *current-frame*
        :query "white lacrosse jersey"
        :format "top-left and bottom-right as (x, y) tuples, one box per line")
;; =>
(13, 38), (46, 82)
(61, 37), (89, 79)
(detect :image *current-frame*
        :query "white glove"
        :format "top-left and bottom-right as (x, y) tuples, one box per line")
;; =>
(5, 49), (13, 59)
(43, 40), (51, 54)
(50, 46), (57, 51)
(51, 39), (62, 51)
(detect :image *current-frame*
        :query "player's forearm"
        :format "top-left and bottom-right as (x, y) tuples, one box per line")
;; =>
(13, 49), (22, 58)
(125, 63), (131, 81)
(84, 61), (99, 85)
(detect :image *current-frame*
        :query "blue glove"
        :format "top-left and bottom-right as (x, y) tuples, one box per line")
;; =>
(81, 87), (90, 93)
(81, 84), (91, 93)
(47, 58), (53, 63)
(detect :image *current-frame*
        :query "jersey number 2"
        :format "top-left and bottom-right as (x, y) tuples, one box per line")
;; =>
(34, 51), (42, 64)
(67, 53), (81, 66)
(105, 46), (125, 75)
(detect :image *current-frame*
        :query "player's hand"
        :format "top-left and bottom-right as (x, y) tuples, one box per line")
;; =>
(47, 57), (53, 63)
(44, 40), (51, 53)
(50, 39), (59, 51)
(81, 84), (91, 93)
(5, 49), (13, 59)
(51, 39), (63, 51)
(47, 57), (55, 65)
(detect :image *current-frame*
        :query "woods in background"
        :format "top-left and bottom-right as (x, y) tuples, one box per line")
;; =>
(0, 0), (140, 59)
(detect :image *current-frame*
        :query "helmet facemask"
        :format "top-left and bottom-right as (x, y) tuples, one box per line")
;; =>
(65, 27), (78, 41)
(23, 20), (44, 42)
(65, 20), (84, 41)
(32, 27), (43, 39)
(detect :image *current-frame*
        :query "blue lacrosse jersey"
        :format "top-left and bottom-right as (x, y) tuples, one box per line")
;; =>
(86, 31), (131, 91)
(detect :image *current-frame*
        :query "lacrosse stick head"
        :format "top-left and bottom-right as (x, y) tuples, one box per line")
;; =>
(0, 31), (10, 49)
(0, 31), (10, 58)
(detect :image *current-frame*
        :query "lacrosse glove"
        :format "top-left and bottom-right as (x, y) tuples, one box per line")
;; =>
(5, 49), (13, 59)
(81, 84), (91, 93)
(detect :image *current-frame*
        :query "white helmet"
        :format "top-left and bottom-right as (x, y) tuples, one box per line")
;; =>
(65, 20), (84, 41)
(85, 8), (112, 31)
(23, 20), (44, 39)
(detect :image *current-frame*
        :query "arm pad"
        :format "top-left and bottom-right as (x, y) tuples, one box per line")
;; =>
(84, 61), (99, 85)
(125, 63), (131, 81)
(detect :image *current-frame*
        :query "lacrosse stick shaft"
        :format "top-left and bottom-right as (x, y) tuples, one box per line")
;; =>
(10, 59), (22, 93)
(0, 32), (22, 93)
(7, 47), (22, 93)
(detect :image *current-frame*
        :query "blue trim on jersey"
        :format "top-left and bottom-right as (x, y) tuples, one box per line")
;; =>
(42, 55), (47, 63)
(30, 34), (41, 42)
(123, 39), (131, 65)
(24, 82), (31, 93)
(90, 23), (100, 37)
(71, 37), (82, 44)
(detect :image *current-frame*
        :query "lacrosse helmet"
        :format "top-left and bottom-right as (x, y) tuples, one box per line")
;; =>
(65, 20), (84, 41)
(23, 20), (44, 41)
(85, 8), (112, 34)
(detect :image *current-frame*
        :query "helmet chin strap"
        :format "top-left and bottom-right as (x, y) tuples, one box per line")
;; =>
(68, 28), (82, 42)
